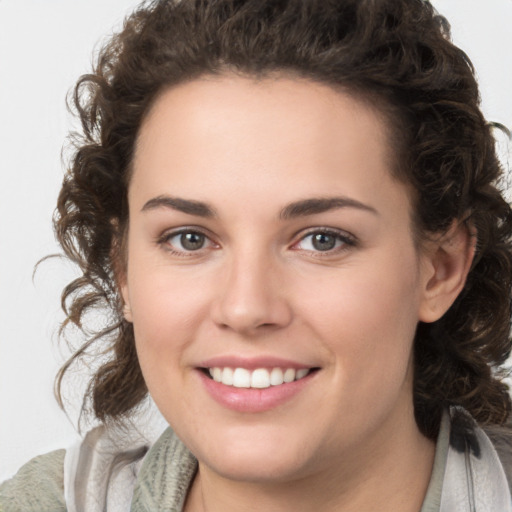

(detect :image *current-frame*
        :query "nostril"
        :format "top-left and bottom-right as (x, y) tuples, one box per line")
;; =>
(210, 276), (293, 333)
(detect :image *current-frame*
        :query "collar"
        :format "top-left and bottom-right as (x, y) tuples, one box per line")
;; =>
(65, 408), (512, 511)
(422, 407), (512, 512)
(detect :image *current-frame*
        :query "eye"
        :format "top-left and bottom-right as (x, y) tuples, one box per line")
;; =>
(293, 229), (355, 253)
(175, 232), (206, 251)
(158, 229), (216, 254)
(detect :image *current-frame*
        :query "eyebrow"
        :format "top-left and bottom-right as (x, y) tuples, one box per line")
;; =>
(140, 194), (378, 219)
(279, 197), (378, 219)
(141, 195), (216, 217)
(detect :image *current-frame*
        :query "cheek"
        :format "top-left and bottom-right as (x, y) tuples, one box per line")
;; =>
(129, 281), (207, 424)
(297, 251), (422, 388)
(127, 265), (213, 377)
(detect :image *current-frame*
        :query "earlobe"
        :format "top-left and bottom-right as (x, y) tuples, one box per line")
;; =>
(122, 291), (133, 323)
(418, 220), (476, 323)
(117, 273), (133, 323)
(109, 221), (133, 323)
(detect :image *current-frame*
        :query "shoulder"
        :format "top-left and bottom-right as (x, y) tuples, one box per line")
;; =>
(484, 423), (512, 491)
(0, 449), (66, 512)
(450, 407), (512, 492)
(131, 427), (197, 511)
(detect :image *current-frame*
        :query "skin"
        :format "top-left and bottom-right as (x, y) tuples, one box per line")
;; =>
(121, 75), (474, 511)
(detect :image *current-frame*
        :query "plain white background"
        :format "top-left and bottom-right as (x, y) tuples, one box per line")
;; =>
(1, 0), (511, 481)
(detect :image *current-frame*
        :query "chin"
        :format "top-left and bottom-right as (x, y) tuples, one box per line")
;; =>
(188, 426), (316, 483)
(206, 452), (312, 484)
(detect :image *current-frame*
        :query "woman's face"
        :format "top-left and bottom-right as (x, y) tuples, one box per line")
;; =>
(122, 75), (437, 482)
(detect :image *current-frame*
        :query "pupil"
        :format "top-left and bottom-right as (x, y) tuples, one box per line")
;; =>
(312, 233), (336, 251)
(181, 232), (204, 250)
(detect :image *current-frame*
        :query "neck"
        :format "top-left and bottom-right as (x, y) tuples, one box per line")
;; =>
(184, 409), (435, 512)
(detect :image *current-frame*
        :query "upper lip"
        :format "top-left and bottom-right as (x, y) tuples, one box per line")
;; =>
(198, 355), (318, 370)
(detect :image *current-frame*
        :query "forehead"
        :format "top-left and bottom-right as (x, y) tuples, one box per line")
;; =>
(131, 74), (409, 218)
(136, 75), (392, 157)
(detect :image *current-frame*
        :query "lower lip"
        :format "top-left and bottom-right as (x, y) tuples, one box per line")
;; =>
(198, 370), (316, 413)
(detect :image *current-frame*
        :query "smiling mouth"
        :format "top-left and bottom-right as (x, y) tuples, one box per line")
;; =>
(202, 367), (319, 389)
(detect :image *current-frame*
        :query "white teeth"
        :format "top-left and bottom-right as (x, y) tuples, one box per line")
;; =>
(251, 368), (270, 388)
(283, 368), (296, 383)
(296, 368), (309, 379)
(270, 367), (284, 386)
(232, 368), (251, 388)
(221, 367), (234, 386)
(207, 366), (311, 388)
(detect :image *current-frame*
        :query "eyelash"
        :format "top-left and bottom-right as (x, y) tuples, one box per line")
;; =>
(156, 227), (357, 257)
(157, 227), (217, 257)
(291, 229), (356, 256)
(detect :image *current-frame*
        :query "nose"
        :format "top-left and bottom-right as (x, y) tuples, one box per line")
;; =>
(211, 249), (292, 335)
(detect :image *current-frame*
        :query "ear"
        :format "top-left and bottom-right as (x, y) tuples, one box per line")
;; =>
(110, 220), (133, 323)
(117, 266), (133, 324)
(418, 220), (476, 323)
(121, 289), (133, 323)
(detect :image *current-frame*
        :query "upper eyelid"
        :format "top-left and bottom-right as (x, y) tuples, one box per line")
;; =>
(293, 227), (356, 242)
(158, 225), (213, 239)
(157, 226), (218, 249)
(290, 228), (357, 253)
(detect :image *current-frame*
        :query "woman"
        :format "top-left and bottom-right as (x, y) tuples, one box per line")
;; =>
(1, 0), (511, 510)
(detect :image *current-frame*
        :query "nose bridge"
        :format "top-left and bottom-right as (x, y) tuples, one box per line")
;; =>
(213, 242), (291, 333)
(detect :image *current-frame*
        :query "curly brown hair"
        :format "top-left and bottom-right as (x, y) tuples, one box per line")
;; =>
(55, 0), (512, 438)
